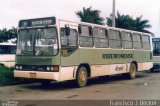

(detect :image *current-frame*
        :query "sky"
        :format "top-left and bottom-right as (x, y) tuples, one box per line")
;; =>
(0, 0), (160, 36)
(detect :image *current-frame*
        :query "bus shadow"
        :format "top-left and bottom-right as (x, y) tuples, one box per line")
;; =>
(136, 72), (150, 78)
(23, 81), (78, 91)
(149, 70), (160, 73)
(88, 73), (149, 86)
(23, 73), (149, 91)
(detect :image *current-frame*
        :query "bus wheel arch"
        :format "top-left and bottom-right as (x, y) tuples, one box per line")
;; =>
(77, 64), (91, 77)
(131, 61), (138, 71)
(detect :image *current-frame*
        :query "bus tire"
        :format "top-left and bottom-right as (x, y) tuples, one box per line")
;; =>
(76, 66), (88, 87)
(127, 63), (137, 79)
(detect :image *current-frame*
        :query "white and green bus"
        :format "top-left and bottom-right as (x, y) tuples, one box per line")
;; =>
(0, 41), (16, 67)
(14, 17), (153, 87)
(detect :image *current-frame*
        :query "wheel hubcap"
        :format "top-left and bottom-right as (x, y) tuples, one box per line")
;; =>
(80, 70), (86, 83)
(131, 65), (136, 76)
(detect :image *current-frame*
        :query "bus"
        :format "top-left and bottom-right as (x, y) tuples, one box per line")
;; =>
(14, 16), (153, 87)
(0, 41), (16, 67)
(151, 38), (160, 71)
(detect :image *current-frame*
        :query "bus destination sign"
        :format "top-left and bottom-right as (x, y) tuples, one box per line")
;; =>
(19, 17), (56, 27)
(152, 38), (160, 42)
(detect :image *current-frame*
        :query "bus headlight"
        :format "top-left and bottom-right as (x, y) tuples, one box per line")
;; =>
(47, 67), (50, 71)
(16, 66), (19, 70)
(15, 65), (23, 70)
(19, 66), (22, 70)
(51, 67), (54, 70)
(46, 66), (59, 72)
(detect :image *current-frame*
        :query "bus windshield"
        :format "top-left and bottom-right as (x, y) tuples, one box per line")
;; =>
(17, 27), (58, 56)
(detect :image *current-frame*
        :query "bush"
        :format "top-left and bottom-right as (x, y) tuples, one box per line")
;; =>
(0, 67), (18, 86)
(0, 67), (37, 86)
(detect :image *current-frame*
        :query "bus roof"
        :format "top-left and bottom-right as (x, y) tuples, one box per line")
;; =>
(59, 18), (151, 36)
(18, 16), (151, 36)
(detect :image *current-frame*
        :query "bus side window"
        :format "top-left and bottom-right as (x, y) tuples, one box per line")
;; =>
(11, 46), (17, 54)
(121, 31), (133, 49)
(132, 33), (142, 50)
(79, 25), (93, 47)
(93, 27), (109, 48)
(142, 35), (150, 50)
(109, 29), (121, 49)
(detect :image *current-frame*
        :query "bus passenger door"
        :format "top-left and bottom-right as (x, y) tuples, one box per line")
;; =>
(60, 28), (79, 81)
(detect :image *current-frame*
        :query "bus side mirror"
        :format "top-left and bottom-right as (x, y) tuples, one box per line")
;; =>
(65, 25), (70, 36)
(89, 26), (92, 36)
(78, 25), (81, 34)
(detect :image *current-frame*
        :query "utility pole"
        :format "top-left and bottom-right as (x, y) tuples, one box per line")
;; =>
(112, 0), (116, 27)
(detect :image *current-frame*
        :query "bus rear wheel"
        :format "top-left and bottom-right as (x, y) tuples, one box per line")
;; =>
(76, 66), (88, 87)
(128, 63), (137, 79)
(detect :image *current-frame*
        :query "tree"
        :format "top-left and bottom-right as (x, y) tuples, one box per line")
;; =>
(0, 27), (17, 43)
(107, 12), (151, 33)
(76, 7), (104, 25)
(134, 16), (151, 33)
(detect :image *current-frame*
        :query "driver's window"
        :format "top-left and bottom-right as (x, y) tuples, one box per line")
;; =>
(61, 29), (78, 46)
(60, 28), (78, 57)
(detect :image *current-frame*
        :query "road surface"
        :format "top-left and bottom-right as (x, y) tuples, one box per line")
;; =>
(0, 71), (160, 106)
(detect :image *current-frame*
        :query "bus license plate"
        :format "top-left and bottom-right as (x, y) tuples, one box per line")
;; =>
(30, 73), (36, 78)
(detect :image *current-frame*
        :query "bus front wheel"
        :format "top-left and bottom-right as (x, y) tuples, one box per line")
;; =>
(76, 66), (88, 87)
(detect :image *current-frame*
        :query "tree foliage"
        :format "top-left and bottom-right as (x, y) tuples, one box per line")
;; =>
(107, 12), (151, 33)
(0, 27), (17, 42)
(76, 7), (104, 25)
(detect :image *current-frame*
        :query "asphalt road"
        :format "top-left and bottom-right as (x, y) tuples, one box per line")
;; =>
(0, 71), (160, 101)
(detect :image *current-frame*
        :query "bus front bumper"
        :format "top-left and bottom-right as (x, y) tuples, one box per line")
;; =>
(14, 70), (60, 81)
